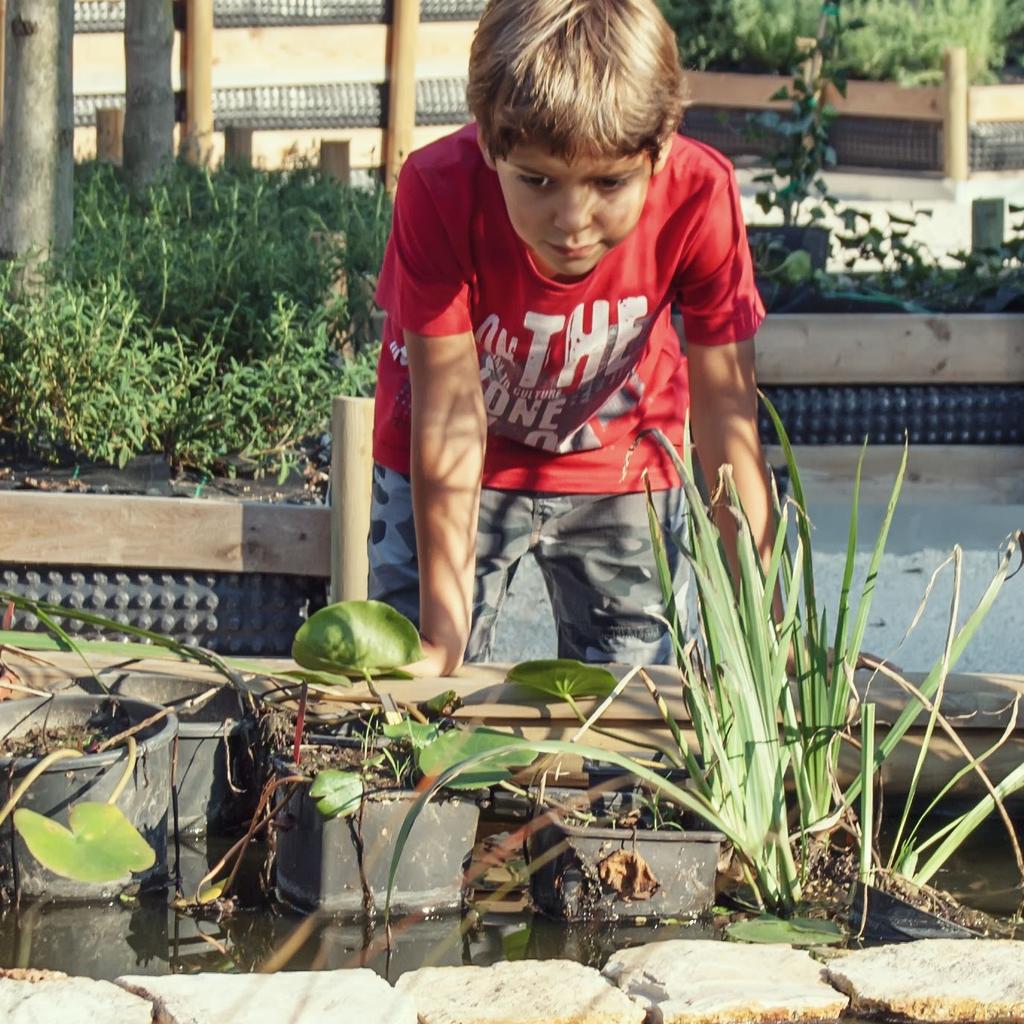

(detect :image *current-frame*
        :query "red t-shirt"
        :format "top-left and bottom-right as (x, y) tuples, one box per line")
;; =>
(373, 124), (764, 493)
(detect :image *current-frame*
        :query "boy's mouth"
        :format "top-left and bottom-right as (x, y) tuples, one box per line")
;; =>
(549, 241), (598, 260)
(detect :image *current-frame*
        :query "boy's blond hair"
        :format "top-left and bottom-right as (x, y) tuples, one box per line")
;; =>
(468, 0), (686, 163)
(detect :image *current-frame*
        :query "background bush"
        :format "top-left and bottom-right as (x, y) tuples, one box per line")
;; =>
(0, 162), (389, 475)
(659, 0), (1024, 82)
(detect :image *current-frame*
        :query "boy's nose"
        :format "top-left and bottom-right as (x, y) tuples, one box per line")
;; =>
(552, 188), (593, 235)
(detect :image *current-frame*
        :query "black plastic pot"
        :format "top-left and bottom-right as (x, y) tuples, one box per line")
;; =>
(528, 807), (723, 922)
(747, 224), (831, 271)
(0, 694), (176, 900)
(272, 751), (480, 917)
(849, 881), (979, 942)
(99, 674), (257, 835)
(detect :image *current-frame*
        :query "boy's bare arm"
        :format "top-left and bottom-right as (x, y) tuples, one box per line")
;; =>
(404, 330), (486, 676)
(687, 338), (774, 582)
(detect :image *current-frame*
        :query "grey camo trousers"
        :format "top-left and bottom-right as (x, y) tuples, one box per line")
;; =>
(367, 464), (690, 665)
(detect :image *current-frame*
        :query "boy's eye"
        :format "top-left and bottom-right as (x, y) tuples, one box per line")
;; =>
(596, 177), (629, 192)
(519, 175), (552, 189)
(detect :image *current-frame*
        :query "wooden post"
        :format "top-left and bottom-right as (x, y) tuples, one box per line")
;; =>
(319, 139), (351, 184)
(181, 0), (213, 164)
(942, 47), (969, 181)
(223, 125), (253, 168)
(0, 0), (6, 146)
(971, 197), (1005, 252)
(384, 0), (419, 193)
(96, 107), (125, 164)
(330, 396), (375, 603)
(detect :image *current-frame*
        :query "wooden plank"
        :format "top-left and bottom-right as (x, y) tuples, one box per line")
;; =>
(764, 445), (1024, 505)
(182, 0), (214, 164)
(755, 313), (1024, 385)
(684, 70), (791, 111)
(384, 0), (420, 191)
(75, 22), (474, 93)
(686, 71), (942, 122)
(943, 47), (969, 181)
(826, 79), (943, 123)
(75, 123), (456, 169)
(7, 650), (1024, 798)
(330, 396), (374, 602)
(970, 83), (1024, 124)
(75, 31), (182, 94)
(0, 492), (330, 576)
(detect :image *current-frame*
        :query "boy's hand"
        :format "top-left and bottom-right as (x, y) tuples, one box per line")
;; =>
(406, 638), (462, 678)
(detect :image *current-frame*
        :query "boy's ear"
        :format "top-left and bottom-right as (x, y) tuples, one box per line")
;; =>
(651, 139), (672, 176)
(476, 127), (497, 170)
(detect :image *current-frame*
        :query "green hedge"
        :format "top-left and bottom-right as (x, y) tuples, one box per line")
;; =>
(660, 0), (1024, 84)
(0, 162), (388, 475)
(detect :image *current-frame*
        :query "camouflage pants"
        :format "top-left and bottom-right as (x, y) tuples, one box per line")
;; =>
(367, 464), (690, 665)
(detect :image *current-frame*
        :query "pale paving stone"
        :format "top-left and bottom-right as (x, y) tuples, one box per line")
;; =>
(396, 960), (646, 1024)
(826, 939), (1024, 1022)
(0, 975), (152, 1024)
(116, 968), (416, 1024)
(602, 939), (849, 1024)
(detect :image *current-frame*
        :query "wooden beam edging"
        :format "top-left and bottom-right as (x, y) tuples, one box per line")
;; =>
(0, 492), (330, 577)
(755, 313), (1024, 386)
(763, 444), (1024, 505)
(970, 83), (1024, 124)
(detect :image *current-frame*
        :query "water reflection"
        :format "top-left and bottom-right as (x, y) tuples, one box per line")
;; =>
(0, 810), (1018, 983)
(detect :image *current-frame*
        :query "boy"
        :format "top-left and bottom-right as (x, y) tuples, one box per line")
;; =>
(369, 0), (772, 676)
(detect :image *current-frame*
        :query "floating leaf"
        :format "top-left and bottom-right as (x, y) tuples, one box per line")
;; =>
(14, 803), (155, 883)
(381, 719), (440, 749)
(417, 727), (537, 790)
(292, 600), (422, 674)
(506, 660), (618, 701)
(309, 769), (363, 819)
(725, 914), (844, 946)
(277, 669), (352, 689)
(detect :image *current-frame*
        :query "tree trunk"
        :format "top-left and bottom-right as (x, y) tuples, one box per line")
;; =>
(123, 0), (174, 189)
(0, 0), (73, 276)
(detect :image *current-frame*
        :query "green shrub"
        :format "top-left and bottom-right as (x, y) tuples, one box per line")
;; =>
(662, 0), (1024, 82)
(0, 161), (390, 474)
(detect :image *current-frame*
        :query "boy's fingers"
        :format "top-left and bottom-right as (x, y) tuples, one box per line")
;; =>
(405, 639), (460, 679)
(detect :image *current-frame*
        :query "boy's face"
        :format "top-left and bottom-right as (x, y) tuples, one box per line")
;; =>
(482, 136), (667, 281)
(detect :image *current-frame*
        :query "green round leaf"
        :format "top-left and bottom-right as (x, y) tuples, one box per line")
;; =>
(278, 669), (352, 689)
(725, 914), (844, 946)
(506, 659), (618, 701)
(381, 719), (440, 749)
(13, 803), (156, 883)
(292, 600), (423, 674)
(309, 769), (364, 819)
(417, 727), (538, 790)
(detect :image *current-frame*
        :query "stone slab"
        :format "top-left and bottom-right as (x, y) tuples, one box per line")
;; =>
(0, 975), (152, 1024)
(395, 959), (646, 1024)
(116, 968), (416, 1024)
(826, 939), (1024, 1022)
(602, 939), (849, 1024)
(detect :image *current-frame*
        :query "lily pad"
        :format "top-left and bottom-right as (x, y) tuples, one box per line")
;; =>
(277, 668), (352, 689)
(506, 659), (618, 701)
(416, 727), (538, 790)
(725, 914), (844, 946)
(13, 803), (155, 883)
(309, 769), (364, 819)
(292, 600), (423, 674)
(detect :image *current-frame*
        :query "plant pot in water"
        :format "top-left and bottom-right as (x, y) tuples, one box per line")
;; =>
(0, 694), (176, 900)
(527, 807), (723, 922)
(272, 753), (480, 917)
(849, 881), (979, 942)
(99, 674), (257, 835)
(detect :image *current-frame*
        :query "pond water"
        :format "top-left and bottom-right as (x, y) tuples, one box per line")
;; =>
(0, 813), (1019, 986)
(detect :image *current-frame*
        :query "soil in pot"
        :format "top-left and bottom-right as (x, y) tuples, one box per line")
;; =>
(527, 803), (724, 923)
(0, 694), (177, 901)
(271, 740), (480, 917)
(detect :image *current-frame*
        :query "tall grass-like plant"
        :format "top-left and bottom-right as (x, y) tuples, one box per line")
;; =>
(386, 403), (1021, 916)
